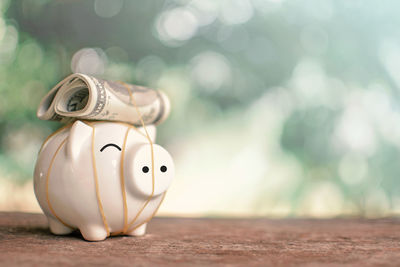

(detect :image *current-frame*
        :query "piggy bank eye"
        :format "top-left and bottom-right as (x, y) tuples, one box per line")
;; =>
(100, 143), (121, 152)
(142, 166), (149, 173)
(160, 165), (167, 172)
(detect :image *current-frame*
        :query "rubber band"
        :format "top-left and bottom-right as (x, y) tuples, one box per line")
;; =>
(119, 127), (130, 232)
(91, 126), (111, 237)
(45, 137), (73, 229)
(85, 119), (153, 237)
(126, 192), (167, 234)
(117, 81), (157, 234)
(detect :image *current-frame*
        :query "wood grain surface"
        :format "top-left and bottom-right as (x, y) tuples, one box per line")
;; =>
(0, 212), (399, 266)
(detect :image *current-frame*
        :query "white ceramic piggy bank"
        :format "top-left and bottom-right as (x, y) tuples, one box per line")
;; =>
(34, 120), (174, 241)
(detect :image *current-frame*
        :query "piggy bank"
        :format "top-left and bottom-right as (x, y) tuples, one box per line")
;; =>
(33, 120), (174, 241)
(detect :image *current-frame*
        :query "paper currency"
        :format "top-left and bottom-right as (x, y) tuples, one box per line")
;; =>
(37, 73), (170, 126)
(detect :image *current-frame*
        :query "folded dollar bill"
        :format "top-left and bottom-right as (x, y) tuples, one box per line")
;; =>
(37, 73), (170, 126)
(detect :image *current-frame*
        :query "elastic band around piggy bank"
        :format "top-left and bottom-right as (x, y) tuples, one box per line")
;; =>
(34, 120), (174, 241)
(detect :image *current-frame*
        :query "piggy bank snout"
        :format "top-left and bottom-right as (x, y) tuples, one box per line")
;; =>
(125, 143), (174, 197)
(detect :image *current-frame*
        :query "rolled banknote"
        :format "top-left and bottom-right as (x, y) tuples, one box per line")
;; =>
(37, 73), (170, 126)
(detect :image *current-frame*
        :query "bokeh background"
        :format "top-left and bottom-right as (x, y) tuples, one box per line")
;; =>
(1, 0), (400, 217)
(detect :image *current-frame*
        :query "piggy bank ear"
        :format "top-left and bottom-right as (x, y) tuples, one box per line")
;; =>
(138, 125), (156, 142)
(67, 120), (93, 162)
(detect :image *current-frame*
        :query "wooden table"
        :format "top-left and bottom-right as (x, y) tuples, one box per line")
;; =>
(1, 212), (399, 266)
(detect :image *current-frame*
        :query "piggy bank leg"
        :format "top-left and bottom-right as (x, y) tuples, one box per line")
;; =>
(48, 217), (73, 235)
(126, 223), (147, 237)
(79, 225), (108, 241)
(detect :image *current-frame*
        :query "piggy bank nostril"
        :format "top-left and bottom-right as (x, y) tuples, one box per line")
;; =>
(160, 165), (167, 172)
(142, 166), (149, 173)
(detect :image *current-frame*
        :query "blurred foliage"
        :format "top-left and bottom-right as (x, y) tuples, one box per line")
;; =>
(1, 0), (400, 216)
